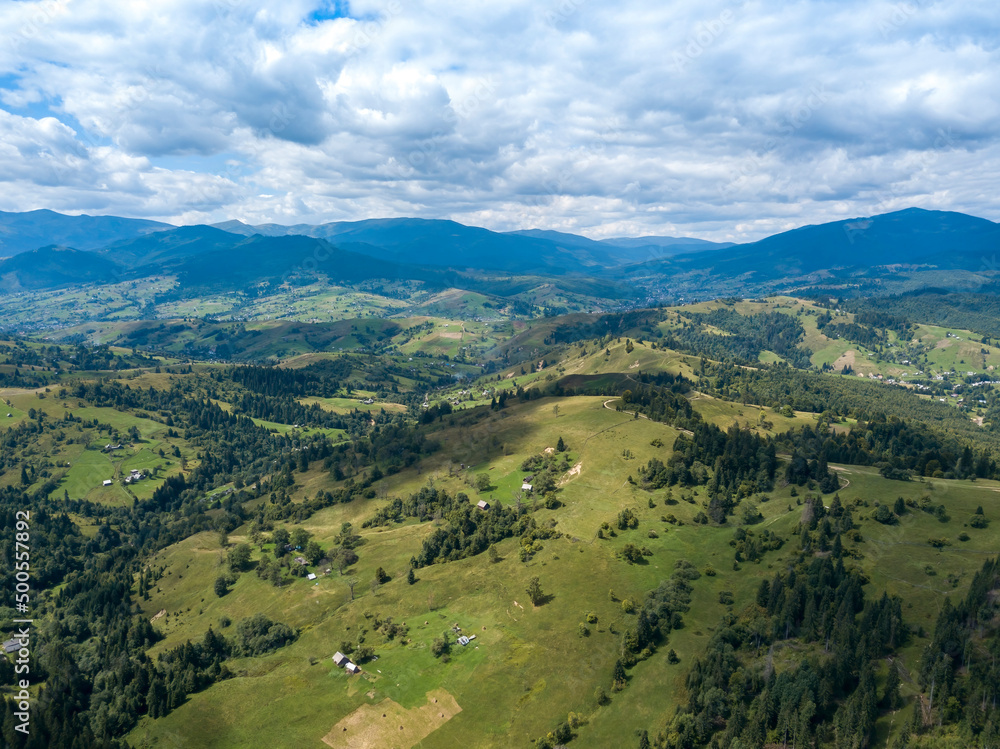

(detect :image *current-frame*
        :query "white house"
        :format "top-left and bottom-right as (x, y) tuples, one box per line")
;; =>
(102, 479), (113, 486)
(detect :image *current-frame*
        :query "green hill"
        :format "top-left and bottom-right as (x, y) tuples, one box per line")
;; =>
(0, 245), (121, 290)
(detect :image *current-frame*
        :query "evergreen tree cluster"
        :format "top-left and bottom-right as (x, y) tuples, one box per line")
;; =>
(916, 557), (1000, 744)
(685, 308), (813, 368)
(226, 360), (351, 397)
(817, 319), (890, 351)
(841, 290), (1000, 341)
(660, 555), (906, 749)
(362, 486), (559, 567)
(708, 360), (997, 448)
(731, 526), (784, 563)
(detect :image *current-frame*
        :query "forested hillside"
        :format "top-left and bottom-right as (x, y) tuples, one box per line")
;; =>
(2, 292), (1000, 749)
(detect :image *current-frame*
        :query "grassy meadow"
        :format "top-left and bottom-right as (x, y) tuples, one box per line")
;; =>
(124, 392), (1000, 748)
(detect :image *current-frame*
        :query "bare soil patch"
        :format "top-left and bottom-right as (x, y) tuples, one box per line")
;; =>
(831, 350), (856, 371)
(559, 461), (583, 486)
(321, 689), (461, 749)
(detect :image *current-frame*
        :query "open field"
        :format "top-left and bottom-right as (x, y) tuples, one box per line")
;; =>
(321, 688), (462, 749)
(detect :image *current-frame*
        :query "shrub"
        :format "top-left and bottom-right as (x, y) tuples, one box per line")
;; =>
(616, 508), (639, 530)
(234, 614), (296, 656)
(873, 505), (896, 525)
(227, 543), (253, 571)
(619, 544), (644, 564)
(431, 633), (451, 658)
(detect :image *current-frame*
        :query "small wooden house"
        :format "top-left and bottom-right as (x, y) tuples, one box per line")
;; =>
(333, 651), (348, 667)
(476, 500), (490, 511)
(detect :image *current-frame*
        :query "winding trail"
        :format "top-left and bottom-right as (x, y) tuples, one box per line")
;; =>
(602, 398), (648, 419)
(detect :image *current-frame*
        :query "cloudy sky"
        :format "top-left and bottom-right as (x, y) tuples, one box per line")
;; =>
(0, 0), (998, 241)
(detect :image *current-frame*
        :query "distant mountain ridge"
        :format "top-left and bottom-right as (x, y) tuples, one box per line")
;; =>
(0, 209), (171, 256)
(0, 228), (634, 303)
(506, 228), (734, 264)
(732, 208), (1000, 275)
(0, 209), (731, 272)
(627, 208), (1000, 282)
(0, 206), (998, 298)
(214, 220), (735, 267)
(210, 217), (630, 272)
(0, 245), (121, 291)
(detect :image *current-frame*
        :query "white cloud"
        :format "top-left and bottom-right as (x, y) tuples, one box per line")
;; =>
(0, 0), (997, 241)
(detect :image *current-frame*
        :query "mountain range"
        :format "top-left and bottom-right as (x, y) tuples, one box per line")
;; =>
(645, 207), (1000, 280)
(208, 218), (735, 270)
(0, 209), (170, 256)
(0, 207), (997, 299)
